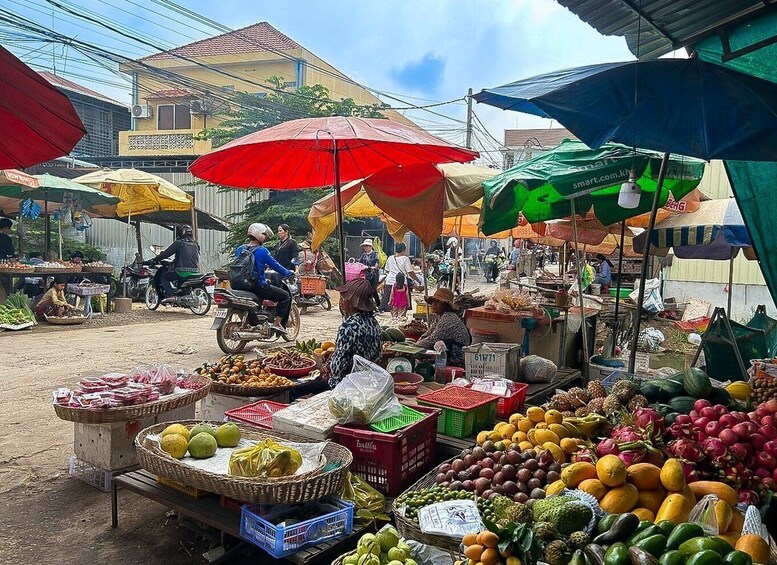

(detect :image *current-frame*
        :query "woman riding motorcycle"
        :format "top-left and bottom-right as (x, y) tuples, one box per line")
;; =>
(236, 223), (293, 334)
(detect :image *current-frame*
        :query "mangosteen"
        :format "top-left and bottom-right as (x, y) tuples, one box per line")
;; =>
(503, 480), (519, 495)
(517, 468), (532, 483)
(481, 458), (494, 469)
(462, 479), (475, 491)
(458, 470), (470, 482)
(533, 469), (547, 482)
(450, 480), (463, 490)
(472, 447), (486, 461)
(493, 471), (505, 485)
(452, 459), (465, 473)
(463, 454), (475, 467)
(546, 470), (560, 483)
(480, 468), (494, 480)
(524, 459), (539, 471)
(527, 477), (541, 490)
(506, 451), (522, 465)
(445, 470), (456, 482)
(482, 489), (494, 499)
(530, 488), (546, 499)
(439, 463), (452, 474)
(515, 492), (529, 504)
(435, 473), (446, 483)
(516, 481), (528, 494)
(548, 462), (561, 473)
(474, 477), (490, 493)
(501, 464), (516, 480)
(493, 484), (505, 495)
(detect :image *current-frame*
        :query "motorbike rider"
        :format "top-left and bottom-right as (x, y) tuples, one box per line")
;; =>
(145, 225), (200, 302)
(238, 223), (293, 335)
(484, 239), (501, 282)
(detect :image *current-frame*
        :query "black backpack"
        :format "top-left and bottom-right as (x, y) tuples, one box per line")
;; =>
(229, 245), (258, 291)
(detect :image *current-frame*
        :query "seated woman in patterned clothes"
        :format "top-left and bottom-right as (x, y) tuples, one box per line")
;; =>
(326, 278), (382, 388)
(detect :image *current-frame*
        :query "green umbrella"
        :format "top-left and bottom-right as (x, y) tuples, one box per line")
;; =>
(0, 173), (121, 213)
(481, 140), (705, 235)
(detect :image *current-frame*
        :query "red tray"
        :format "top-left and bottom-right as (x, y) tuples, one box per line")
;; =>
(224, 400), (288, 429)
(417, 385), (500, 411)
(465, 382), (528, 419)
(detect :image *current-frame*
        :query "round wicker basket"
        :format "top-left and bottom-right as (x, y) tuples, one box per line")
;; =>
(209, 379), (298, 397)
(331, 550), (357, 565)
(52, 376), (211, 424)
(135, 420), (352, 504)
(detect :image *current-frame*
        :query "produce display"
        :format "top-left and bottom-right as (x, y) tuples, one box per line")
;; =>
(160, 422), (241, 460)
(484, 288), (533, 313)
(82, 261), (114, 269)
(381, 326), (406, 343)
(294, 339), (324, 354)
(399, 319), (428, 336)
(0, 260), (33, 272)
(34, 260), (81, 270)
(748, 362), (776, 404)
(347, 527), (417, 565)
(53, 366), (205, 408)
(1, 292), (36, 326)
(264, 348), (316, 370)
(194, 355), (297, 388)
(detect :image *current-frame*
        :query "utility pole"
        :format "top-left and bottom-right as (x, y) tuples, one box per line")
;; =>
(465, 88), (473, 149)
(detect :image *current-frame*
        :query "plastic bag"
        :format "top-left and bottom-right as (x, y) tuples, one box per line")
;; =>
(228, 439), (302, 478)
(328, 356), (403, 424)
(340, 472), (389, 523)
(638, 327), (666, 352)
(688, 494), (724, 534)
(417, 499), (483, 538)
(521, 355), (557, 383)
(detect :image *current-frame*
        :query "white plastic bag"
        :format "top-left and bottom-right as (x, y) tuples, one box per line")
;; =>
(688, 494), (722, 534)
(327, 355), (403, 424)
(629, 278), (664, 313)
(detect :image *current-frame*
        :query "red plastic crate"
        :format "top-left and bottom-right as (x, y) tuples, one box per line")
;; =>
(220, 495), (248, 513)
(466, 383), (528, 419)
(224, 400), (288, 429)
(334, 404), (440, 497)
(417, 385), (500, 410)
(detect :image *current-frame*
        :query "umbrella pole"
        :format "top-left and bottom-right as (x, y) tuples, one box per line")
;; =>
(421, 248), (430, 324)
(452, 215), (463, 291)
(333, 145), (346, 281)
(613, 220), (627, 355)
(123, 199), (132, 298)
(44, 193), (50, 259)
(629, 152), (670, 373)
(728, 252), (735, 315)
(570, 198), (590, 374)
(58, 217), (62, 261)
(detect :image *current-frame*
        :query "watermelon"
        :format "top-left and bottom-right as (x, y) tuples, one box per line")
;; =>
(681, 367), (712, 398)
(668, 396), (697, 414)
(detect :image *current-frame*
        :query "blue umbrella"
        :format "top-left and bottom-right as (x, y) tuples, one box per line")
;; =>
(474, 57), (777, 372)
(473, 58), (777, 162)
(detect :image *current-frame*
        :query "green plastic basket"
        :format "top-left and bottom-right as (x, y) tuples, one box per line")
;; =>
(417, 386), (499, 438)
(370, 404), (426, 433)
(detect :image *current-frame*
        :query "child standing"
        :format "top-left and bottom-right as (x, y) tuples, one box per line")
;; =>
(389, 272), (410, 319)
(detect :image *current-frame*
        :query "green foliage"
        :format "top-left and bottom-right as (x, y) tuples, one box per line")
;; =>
(13, 218), (105, 261)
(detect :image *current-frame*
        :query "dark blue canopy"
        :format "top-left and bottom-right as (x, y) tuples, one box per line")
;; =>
(473, 58), (777, 162)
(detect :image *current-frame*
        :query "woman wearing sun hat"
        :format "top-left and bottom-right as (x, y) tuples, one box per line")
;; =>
(326, 277), (382, 387)
(358, 238), (381, 307)
(415, 287), (472, 366)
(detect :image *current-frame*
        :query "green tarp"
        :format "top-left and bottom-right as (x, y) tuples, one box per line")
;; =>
(694, 14), (777, 308)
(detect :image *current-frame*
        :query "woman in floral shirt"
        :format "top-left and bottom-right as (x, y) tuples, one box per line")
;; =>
(327, 278), (382, 387)
(416, 287), (471, 366)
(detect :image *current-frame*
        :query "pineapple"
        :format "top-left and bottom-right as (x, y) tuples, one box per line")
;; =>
(588, 397), (606, 415)
(612, 379), (639, 403)
(549, 392), (572, 412)
(575, 406), (591, 417)
(587, 380), (607, 399)
(603, 394), (622, 416)
(628, 394), (649, 411)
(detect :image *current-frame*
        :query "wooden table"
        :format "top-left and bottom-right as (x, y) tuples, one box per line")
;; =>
(112, 469), (366, 564)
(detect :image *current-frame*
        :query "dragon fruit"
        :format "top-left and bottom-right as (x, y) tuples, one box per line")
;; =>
(702, 437), (730, 464)
(669, 438), (704, 462)
(572, 448), (596, 463)
(618, 450), (645, 466)
(612, 426), (642, 443)
(634, 408), (665, 433)
(596, 438), (619, 457)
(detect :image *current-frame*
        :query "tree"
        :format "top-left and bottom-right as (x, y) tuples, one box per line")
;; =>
(199, 78), (388, 263)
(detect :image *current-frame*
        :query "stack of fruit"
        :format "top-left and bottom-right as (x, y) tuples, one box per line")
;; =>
(345, 528), (417, 565)
(195, 355), (296, 388)
(475, 406), (608, 462)
(547, 380), (647, 419)
(665, 398), (777, 502)
(159, 422), (241, 460)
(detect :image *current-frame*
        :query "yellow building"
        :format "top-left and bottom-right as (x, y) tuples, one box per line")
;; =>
(118, 21), (412, 157)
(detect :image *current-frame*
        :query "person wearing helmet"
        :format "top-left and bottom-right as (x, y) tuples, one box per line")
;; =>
(146, 224), (200, 299)
(238, 222), (293, 334)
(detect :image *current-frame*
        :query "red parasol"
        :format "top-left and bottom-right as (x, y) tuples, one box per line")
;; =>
(0, 46), (87, 169)
(190, 116), (478, 273)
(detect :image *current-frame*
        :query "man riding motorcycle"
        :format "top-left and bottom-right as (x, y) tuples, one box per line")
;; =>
(234, 223), (293, 335)
(145, 225), (200, 302)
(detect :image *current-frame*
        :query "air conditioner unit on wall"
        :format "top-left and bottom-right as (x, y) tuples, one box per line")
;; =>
(132, 104), (152, 118)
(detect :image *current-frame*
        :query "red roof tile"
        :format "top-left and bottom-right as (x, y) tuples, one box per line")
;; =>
(504, 127), (576, 149)
(140, 22), (302, 62)
(38, 70), (126, 107)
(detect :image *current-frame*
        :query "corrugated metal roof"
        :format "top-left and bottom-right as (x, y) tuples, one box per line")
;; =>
(504, 127), (576, 149)
(140, 22), (301, 62)
(555, 0), (777, 59)
(38, 71), (127, 107)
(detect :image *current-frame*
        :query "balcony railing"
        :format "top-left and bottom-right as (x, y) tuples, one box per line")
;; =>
(119, 129), (212, 156)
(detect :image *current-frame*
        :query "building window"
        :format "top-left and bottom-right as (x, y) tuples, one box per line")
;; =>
(221, 85), (235, 92)
(157, 104), (192, 130)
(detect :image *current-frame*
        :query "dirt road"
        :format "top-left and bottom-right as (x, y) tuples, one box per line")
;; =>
(0, 304), (346, 564)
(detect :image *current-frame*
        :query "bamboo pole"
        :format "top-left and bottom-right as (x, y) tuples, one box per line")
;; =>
(570, 198), (590, 375)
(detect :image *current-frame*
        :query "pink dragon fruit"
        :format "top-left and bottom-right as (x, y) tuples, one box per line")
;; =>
(669, 438), (704, 462)
(634, 408), (665, 433)
(596, 438), (620, 457)
(612, 426), (642, 443)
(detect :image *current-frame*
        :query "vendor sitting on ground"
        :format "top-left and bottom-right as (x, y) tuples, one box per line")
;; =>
(35, 275), (74, 319)
(326, 278), (382, 388)
(594, 253), (614, 286)
(415, 287), (472, 366)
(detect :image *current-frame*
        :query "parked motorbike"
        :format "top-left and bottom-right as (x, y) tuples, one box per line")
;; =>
(117, 263), (153, 301)
(144, 259), (215, 315)
(211, 281), (301, 354)
(437, 260), (463, 293)
(483, 254), (505, 283)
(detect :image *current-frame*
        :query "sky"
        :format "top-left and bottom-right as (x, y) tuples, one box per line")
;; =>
(4, 0), (637, 165)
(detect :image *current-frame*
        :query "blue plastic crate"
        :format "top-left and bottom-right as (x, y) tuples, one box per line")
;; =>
(603, 370), (638, 390)
(240, 497), (354, 558)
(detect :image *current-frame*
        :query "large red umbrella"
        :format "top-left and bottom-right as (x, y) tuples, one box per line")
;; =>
(0, 46), (86, 169)
(190, 116), (478, 273)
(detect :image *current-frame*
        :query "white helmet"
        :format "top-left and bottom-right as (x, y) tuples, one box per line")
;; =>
(447, 237), (458, 247)
(247, 222), (273, 240)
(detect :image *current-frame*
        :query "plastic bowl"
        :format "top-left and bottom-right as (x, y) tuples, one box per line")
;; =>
(392, 372), (424, 395)
(265, 358), (317, 378)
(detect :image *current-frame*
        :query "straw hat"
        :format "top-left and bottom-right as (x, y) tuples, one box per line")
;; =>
(426, 287), (456, 309)
(361, 238), (374, 248)
(299, 241), (311, 250)
(337, 278), (376, 312)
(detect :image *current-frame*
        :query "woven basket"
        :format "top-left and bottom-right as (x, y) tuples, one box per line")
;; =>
(34, 265), (82, 273)
(136, 420), (352, 504)
(81, 265), (114, 274)
(0, 267), (34, 274)
(331, 550), (357, 565)
(393, 457), (467, 553)
(44, 315), (88, 325)
(209, 379), (299, 397)
(52, 376), (211, 424)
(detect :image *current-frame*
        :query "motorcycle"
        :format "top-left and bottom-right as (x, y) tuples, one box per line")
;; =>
(211, 280), (301, 354)
(290, 274), (332, 312)
(117, 263), (153, 301)
(483, 254), (505, 283)
(144, 259), (215, 315)
(437, 259), (463, 293)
